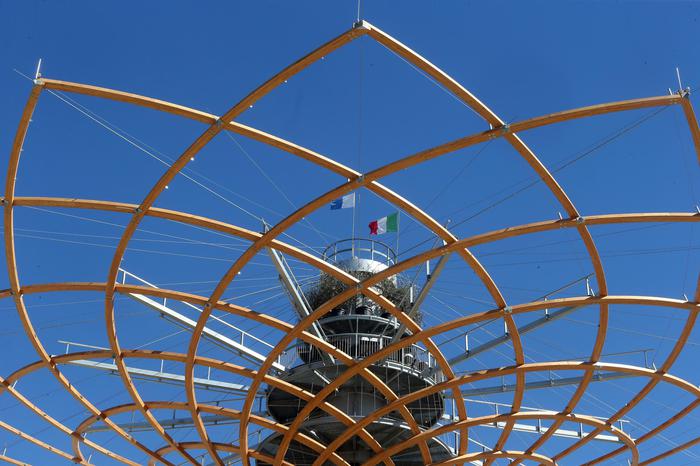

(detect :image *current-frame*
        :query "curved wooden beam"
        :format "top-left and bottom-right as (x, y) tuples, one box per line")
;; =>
(433, 450), (557, 466)
(2, 347), (349, 466)
(6, 18), (699, 464)
(590, 398), (700, 465)
(37, 79), (687, 191)
(0, 374), (137, 465)
(92, 23), (370, 466)
(0, 418), (82, 464)
(0, 453), (28, 466)
(73, 401), (348, 466)
(34, 72), (688, 465)
(3, 84), (172, 466)
(363, 21), (607, 462)
(0, 286), (408, 466)
(35, 62), (688, 466)
(315, 297), (700, 466)
(150, 443), (284, 466)
(1, 281), (698, 465)
(22, 25), (370, 466)
(9, 195), (698, 462)
(640, 430), (700, 465)
(680, 93), (700, 163)
(363, 411), (637, 466)
(548, 279), (700, 464)
(330, 359), (699, 466)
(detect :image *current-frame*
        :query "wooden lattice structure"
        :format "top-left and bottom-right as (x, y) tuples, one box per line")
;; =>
(3, 20), (700, 465)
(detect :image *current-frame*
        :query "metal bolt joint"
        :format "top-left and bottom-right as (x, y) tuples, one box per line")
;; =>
(353, 20), (369, 30)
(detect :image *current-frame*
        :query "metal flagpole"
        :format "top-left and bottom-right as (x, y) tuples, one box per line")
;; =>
(395, 211), (400, 256)
(352, 191), (357, 257)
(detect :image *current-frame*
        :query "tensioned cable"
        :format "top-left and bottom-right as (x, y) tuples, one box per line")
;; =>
(611, 380), (700, 432)
(223, 132), (335, 244)
(14, 227), (249, 251)
(12, 227), (321, 270)
(458, 331), (617, 459)
(564, 316), (700, 349)
(471, 222), (676, 259)
(520, 335), (700, 462)
(58, 92), (291, 222)
(55, 84), (332, 253)
(399, 104), (672, 257)
(0, 280), (291, 315)
(431, 287), (497, 307)
(0, 309), (148, 338)
(13, 68), (279, 221)
(440, 244), (700, 269)
(474, 242), (700, 260)
(9, 231), (320, 269)
(434, 273), (594, 351)
(223, 275), (318, 302)
(400, 140), (494, 238)
(2, 324), (194, 452)
(388, 43), (484, 121)
(20, 207), (320, 270)
(13, 69), (325, 254)
(650, 109), (700, 367)
(24, 205), (250, 247)
(72, 327), (231, 460)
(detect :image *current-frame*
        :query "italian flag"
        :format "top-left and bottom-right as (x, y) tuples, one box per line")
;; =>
(369, 212), (398, 235)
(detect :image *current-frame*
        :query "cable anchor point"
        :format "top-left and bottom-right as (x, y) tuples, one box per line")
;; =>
(353, 19), (370, 31)
(675, 67), (691, 98)
(33, 58), (43, 85)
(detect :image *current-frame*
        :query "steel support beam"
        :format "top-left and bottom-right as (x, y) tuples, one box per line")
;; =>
(85, 412), (265, 433)
(476, 420), (624, 444)
(449, 371), (633, 397)
(127, 293), (286, 372)
(390, 252), (450, 344)
(424, 305), (584, 378)
(65, 358), (259, 395)
(266, 246), (334, 368)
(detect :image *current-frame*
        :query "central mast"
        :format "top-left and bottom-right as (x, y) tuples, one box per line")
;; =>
(259, 238), (451, 465)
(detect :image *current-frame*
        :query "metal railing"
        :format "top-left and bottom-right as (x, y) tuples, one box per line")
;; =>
(118, 267), (276, 352)
(293, 332), (444, 381)
(322, 238), (397, 266)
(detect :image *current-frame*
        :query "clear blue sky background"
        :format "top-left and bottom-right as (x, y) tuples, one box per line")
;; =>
(1, 1), (699, 464)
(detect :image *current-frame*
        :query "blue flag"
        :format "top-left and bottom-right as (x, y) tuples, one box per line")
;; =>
(330, 193), (355, 210)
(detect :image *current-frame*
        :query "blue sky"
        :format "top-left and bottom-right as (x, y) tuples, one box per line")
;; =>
(1, 1), (700, 465)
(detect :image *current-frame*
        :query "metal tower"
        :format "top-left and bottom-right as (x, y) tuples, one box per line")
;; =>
(259, 238), (451, 465)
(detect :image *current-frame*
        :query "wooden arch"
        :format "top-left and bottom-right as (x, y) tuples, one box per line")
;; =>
(3, 19), (700, 466)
